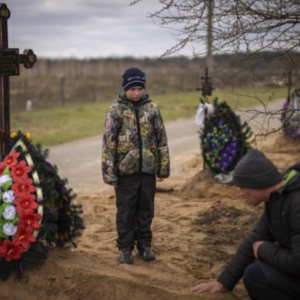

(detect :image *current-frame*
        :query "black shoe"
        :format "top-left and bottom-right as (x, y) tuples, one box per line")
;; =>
(138, 246), (156, 261)
(119, 249), (134, 265)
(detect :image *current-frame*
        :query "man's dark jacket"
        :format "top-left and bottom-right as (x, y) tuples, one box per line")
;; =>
(217, 162), (300, 292)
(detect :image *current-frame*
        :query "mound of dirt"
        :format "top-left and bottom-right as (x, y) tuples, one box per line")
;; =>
(193, 205), (262, 247)
(1, 132), (298, 300)
(259, 134), (300, 171)
(179, 168), (239, 199)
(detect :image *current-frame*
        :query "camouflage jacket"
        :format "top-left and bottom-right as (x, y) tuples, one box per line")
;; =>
(102, 94), (170, 183)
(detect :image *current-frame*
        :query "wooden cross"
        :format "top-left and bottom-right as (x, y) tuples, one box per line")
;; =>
(0, 3), (37, 158)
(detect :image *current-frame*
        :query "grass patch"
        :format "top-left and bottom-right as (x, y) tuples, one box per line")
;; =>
(11, 86), (287, 146)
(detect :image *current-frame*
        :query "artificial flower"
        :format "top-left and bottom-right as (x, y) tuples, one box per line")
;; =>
(222, 161), (229, 168)
(0, 165), (4, 176)
(0, 240), (25, 261)
(227, 156), (234, 163)
(18, 210), (41, 230)
(10, 132), (17, 138)
(11, 161), (32, 181)
(0, 175), (12, 188)
(231, 149), (237, 155)
(2, 190), (15, 203)
(231, 141), (238, 148)
(14, 194), (38, 213)
(14, 226), (35, 249)
(25, 132), (31, 140)
(11, 177), (36, 196)
(2, 223), (18, 236)
(2, 150), (20, 168)
(2, 205), (16, 220)
(222, 153), (228, 159)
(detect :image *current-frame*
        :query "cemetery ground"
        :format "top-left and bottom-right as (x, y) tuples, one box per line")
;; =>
(0, 131), (299, 300)
(0, 93), (294, 300)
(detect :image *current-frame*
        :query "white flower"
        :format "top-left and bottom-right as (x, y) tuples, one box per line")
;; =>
(2, 190), (15, 203)
(0, 175), (12, 187)
(3, 205), (16, 220)
(3, 223), (18, 236)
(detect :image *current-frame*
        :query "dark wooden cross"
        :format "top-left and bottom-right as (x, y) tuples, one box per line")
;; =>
(0, 3), (37, 158)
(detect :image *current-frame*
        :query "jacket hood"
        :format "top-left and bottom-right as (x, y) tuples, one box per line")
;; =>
(280, 162), (300, 192)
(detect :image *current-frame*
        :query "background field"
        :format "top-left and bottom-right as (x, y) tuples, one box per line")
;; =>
(11, 86), (287, 146)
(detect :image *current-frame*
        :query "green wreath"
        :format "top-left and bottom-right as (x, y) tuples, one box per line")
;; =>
(200, 98), (253, 174)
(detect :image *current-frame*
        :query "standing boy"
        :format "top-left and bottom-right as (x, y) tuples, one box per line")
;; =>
(102, 67), (170, 264)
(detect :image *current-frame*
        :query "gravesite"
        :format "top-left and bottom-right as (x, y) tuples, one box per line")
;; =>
(0, 1), (300, 300)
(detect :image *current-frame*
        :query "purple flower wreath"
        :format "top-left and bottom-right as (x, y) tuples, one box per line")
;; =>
(201, 98), (252, 174)
(281, 90), (300, 139)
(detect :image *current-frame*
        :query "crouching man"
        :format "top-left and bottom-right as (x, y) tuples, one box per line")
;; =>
(191, 149), (300, 300)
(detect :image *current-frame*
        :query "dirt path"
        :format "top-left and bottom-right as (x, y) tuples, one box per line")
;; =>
(48, 117), (201, 195)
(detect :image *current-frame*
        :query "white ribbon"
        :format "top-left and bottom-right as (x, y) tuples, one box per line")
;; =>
(195, 103), (214, 125)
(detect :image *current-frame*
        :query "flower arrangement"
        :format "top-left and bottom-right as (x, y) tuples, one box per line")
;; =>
(0, 132), (84, 281)
(281, 89), (300, 139)
(200, 98), (253, 174)
(0, 151), (41, 262)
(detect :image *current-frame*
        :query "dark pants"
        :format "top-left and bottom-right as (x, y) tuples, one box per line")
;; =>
(115, 174), (156, 250)
(243, 262), (300, 300)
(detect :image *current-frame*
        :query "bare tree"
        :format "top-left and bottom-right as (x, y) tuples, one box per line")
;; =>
(130, 0), (300, 139)
(130, 0), (300, 56)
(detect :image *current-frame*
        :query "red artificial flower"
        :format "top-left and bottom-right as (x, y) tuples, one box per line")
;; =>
(0, 240), (25, 262)
(0, 164), (5, 176)
(18, 210), (41, 230)
(14, 194), (38, 214)
(2, 150), (20, 168)
(11, 160), (32, 181)
(12, 177), (36, 197)
(14, 226), (35, 249)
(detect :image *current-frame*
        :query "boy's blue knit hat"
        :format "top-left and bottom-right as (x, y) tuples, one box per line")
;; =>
(122, 67), (146, 91)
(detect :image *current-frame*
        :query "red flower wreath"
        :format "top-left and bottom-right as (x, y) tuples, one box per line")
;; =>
(0, 165), (5, 176)
(14, 194), (38, 214)
(18, 210), (41, 230)
(0, 150), (20, 168)
(11, 161), (32, 181)
(14, 226), (36, 249)
(0, 240), (25, 262)
(11, 178), (36, 197)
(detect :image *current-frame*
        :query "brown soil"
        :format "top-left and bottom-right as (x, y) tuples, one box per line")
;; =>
(1, 133), (299, 300)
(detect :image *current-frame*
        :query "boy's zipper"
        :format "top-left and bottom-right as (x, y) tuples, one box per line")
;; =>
(134, 105), (143, 173)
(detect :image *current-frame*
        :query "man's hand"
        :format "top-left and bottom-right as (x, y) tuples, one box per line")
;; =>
(191, 281), (226, 294)
(253, 241), (264, 259)
(157, 177), (164, 182)
(108, 182), (118, 188)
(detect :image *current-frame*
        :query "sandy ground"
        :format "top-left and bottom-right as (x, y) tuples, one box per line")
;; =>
(1, 130), (299, 300)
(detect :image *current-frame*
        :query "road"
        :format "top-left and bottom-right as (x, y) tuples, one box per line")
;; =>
(48, 99), (284, 195)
